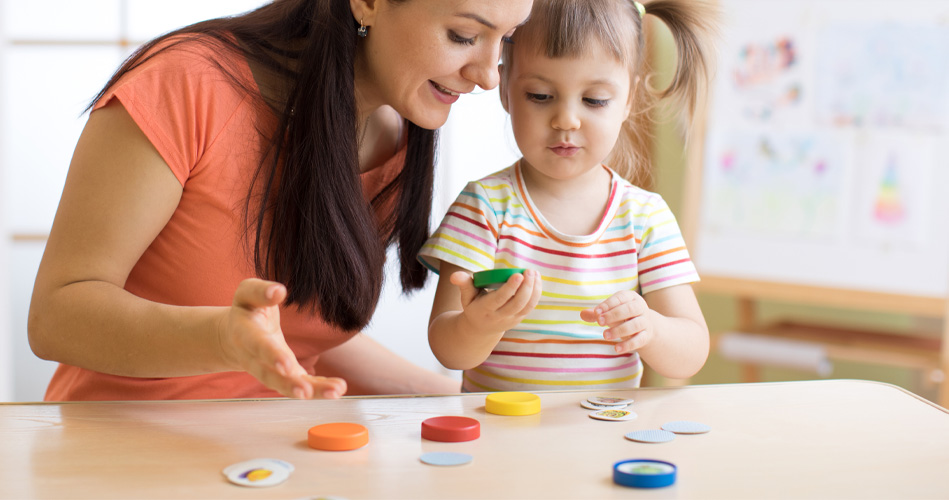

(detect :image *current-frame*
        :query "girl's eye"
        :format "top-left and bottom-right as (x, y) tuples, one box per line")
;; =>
(449, 31), (476, 46)
(584, 97), (610, 107)
(526, 92), (552, 103)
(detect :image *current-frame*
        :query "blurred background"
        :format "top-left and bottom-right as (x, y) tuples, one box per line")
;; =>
(1, 0), (946, 404)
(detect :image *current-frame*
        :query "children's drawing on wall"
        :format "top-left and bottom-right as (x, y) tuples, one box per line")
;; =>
(703, 131), (846, 240)
(815, 23), (949, 131)
(730, 35), (802, 121)
(852, 134), (934, 250)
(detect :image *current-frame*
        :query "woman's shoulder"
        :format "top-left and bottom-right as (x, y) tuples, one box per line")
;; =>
(132, 33), (246, 78)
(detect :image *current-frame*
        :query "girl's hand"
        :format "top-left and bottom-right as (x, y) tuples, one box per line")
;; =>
(581, 290), (653, 354)
(218, 278), (348, 399)
(450, 269), (542, 334)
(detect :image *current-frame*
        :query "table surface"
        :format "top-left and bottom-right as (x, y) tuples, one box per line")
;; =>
(1, 380), (947, 499)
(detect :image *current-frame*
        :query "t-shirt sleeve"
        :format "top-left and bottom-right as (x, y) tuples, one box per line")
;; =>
(418, 181), (499, 274)
(91, 42), (247, 187)
(637, 194), (700, 294)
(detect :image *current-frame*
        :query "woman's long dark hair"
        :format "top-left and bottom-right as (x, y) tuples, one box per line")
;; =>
(88, 0), (434, 331)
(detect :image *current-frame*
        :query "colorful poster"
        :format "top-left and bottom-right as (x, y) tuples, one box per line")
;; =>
(815, 23), (949, 131)
(852, 134), (934, 249)
(703, 130), (847, 240)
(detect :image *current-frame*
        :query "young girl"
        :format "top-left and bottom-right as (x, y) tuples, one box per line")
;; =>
(419, 0), (715, 392)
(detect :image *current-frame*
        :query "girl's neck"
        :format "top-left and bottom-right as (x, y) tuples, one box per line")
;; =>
(519, 160), (614, 236)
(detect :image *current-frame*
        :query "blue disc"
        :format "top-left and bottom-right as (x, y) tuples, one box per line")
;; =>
(420, 452), (473, 466)
(613, 459), (677, 488)
(625, 429), (675, 443)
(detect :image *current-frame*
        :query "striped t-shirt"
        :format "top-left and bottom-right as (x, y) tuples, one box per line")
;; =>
(419, 162), (699, 392)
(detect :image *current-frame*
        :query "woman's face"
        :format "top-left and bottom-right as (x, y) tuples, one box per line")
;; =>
(354, 0), (533, 130)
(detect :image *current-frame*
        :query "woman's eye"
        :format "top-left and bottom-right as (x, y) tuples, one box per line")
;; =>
(449, 31), (476, 46)
(584, 97), (610, 107)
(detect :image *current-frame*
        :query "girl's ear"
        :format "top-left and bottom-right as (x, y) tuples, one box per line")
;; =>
(350, 0), (379, 26)
(498, 64), (510, 113)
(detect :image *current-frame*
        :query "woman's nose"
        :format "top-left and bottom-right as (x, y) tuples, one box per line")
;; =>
(461, 43), (502, 90)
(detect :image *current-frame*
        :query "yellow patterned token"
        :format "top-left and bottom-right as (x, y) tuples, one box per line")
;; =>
(485, 392), (541, 416)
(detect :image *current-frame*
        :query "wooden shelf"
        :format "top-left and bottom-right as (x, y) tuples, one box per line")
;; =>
(717, 321), (943, 373)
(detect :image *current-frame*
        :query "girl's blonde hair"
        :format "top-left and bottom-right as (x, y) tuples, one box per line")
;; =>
(501, 0), (717, 184)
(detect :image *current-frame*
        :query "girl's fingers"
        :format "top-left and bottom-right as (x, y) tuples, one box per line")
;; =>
(594, 291), (647, 327)
(605, 316), (647, 341)
(498, 270), (534, 313)
(450, 271), (480, 307)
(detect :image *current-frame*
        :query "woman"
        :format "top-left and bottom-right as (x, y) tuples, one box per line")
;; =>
(27, 0), (532, 401)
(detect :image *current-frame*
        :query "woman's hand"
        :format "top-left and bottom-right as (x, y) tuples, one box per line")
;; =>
(220, 278), (348, 399)
(581, 290), (654, 354)
(450, 269), (542, 335)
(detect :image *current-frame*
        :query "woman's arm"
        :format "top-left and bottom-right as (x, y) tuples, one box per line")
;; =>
(312, 333), (460, 395)
(28, 102), (344, 399)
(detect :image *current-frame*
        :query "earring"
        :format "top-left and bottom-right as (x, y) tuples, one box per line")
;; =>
(357, 19), (368, 37)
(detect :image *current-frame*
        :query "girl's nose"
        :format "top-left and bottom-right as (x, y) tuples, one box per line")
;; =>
(551, 103), (581, 131)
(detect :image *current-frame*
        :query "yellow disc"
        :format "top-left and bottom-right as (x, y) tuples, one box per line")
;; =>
(485, 392), (541, 416)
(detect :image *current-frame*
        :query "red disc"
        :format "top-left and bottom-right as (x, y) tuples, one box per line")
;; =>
(421, 416), (480, 442)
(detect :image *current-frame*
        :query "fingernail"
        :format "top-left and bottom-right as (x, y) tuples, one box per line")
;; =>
(293, 387), (305, 399)
(598, 316), (605, 326)
(603, 330), (611, 340)
(323, 390), (339, 399)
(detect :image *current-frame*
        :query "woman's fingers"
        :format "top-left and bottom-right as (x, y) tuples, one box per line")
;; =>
(303, 375), (348, 399)
(232, 278), (286, 311)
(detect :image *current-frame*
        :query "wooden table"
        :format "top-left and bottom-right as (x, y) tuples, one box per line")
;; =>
(1, 380), (947, 499)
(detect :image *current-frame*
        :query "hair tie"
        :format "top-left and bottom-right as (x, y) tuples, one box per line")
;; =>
(633, 1), (646, 18)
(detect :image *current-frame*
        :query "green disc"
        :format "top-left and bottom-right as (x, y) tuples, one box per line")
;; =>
(472, 268), (527, 289)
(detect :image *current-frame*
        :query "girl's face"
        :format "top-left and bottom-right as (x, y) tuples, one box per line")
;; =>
(501, 41), (633, 182)
(355, 0), (533, 130)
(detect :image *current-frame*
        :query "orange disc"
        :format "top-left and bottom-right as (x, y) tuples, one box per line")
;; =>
(307, 422), (369, 451)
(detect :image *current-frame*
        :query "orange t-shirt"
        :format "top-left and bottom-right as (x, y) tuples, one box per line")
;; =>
(45, 37), (406, 401)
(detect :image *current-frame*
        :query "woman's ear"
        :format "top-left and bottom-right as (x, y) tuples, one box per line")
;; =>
(498, 64), (510, 113)
(350, 0), (379, 27)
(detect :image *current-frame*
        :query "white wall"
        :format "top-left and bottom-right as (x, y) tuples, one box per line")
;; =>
(0, 1), (10, 399)
(0, 0), (269, 402)
(0, 0), (518, 401)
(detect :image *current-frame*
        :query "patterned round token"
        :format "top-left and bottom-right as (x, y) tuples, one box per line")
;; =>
(223, 458), (294, 487)
(625, 430), (676, 443)
(662, 420), (711, 434)
(587, 396), (634, 406)
(420, 452), (473, 466)
(613, 459), (677, 488)
(589, 408), (638, 421)
(581, 400), (627, 411)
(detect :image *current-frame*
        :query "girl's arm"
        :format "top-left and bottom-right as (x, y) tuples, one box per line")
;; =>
(28, 102), (344, 399)
(637, 285), (709, 379)
(581, 284), (709, 380)
(427, 262), (542, 370)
